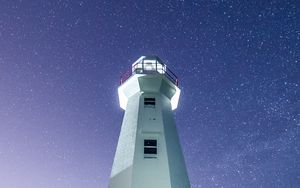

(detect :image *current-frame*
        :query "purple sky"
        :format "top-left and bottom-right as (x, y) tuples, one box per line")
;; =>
(0, 1), (299, 188)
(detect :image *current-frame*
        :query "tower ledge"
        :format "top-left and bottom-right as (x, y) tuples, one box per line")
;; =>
(118, 56), (180, 110)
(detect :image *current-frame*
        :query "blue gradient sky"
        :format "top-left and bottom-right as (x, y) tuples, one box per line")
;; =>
(0, 1), (299, 187)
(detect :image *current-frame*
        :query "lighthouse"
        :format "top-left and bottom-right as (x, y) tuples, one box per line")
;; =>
(109, 56), (190, 188)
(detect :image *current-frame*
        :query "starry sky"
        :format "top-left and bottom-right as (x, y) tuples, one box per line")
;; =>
(0, 0), (299, 188)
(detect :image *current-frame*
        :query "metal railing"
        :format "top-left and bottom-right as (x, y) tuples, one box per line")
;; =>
(120, 58), (178, 86)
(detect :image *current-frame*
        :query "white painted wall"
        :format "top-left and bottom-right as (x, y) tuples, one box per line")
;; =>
(109, 74), (190, 188)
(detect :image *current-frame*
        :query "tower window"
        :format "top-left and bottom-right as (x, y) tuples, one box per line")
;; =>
(144, 147), (157, 154)
(144, 139), (157, 147)
(144, 98), (155, 107)
(144, 139), (157, 158)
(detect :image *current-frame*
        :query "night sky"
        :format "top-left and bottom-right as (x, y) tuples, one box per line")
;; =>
(0, 0), (299, 188)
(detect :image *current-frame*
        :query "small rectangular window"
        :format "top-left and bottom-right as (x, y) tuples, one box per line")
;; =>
(144, 139), (157, 158)
(144, 98), (155, 107)
(144, 147), (157, 154)
(144, 140), (157, 147)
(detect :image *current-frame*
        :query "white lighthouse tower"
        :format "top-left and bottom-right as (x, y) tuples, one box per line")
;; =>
(109, 56), (190, 188)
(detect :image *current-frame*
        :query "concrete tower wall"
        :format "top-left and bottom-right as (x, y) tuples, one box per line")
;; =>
(131, 93), (172, 188)
(109, 93), (140, 188)
(109, 71), (190, 188)
(161, 96), (190, 188)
